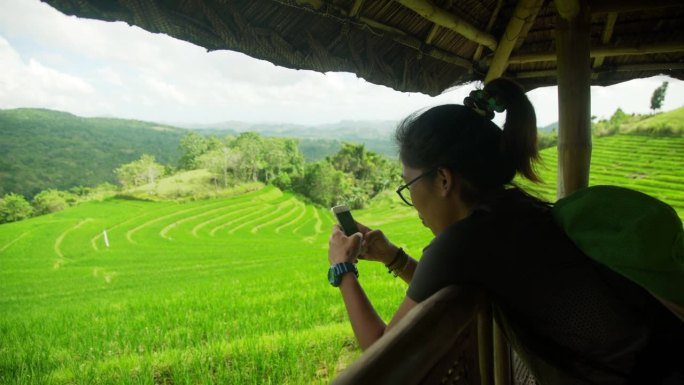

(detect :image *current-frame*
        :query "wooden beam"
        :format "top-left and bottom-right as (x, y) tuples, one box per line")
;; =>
(513, 62), (684, 78)
(484, 0), (544, 83)
(493, 321), (512, 385)
(477, 308), (494, 385)
(592, 12), (617, 70)
(349, 0), (364, 18)
(425, 24), (440, 45)
(590, 0), (683, 15)
(395, 0), (498, 51)
(473, 0), (503, 61)
(360, 16), (473, 69)
(601, 62), (684, 72)
(277, 0), (474, 70)
(513, 69), (557, 78)
(502, 42), (684, 64)
(556, 0), (592, 198)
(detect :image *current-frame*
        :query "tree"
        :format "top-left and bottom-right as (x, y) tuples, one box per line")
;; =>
(650, 81), (669, 112)
(296, 161), (354, 207)
(32, 189), (71, 215)
(199, 147), (242, 188)
(178, 133), (209, 170)
(231, 132), (264, 182)
(0, 193), (33, 223)
(114, 154), (165, 190)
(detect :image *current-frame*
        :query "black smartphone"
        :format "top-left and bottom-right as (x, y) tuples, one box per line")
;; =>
(331, 205), (359, 236)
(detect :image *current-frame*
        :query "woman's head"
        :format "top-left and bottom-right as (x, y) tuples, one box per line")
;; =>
(395, 78), (540, 230)
(397, 78), (540, 191)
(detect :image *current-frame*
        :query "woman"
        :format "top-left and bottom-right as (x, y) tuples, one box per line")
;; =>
(327, 78), (684, 384)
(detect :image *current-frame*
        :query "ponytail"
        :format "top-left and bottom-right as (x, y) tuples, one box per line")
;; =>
(395, 77), (542, 203)
(483, 78), (541, 182)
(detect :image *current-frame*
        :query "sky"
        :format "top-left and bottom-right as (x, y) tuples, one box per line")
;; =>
(1, 0), (683, 127)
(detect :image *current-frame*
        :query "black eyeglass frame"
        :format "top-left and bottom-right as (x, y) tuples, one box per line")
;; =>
(395, 168), (438, 206)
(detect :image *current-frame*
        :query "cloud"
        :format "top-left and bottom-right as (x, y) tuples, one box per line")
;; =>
(1, 0), (682, 126)
(0, 36), (95, 111)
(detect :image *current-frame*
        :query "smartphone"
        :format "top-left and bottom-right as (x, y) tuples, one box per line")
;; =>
(331, 205), (359, 236)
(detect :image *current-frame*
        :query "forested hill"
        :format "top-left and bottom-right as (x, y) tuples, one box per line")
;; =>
(0, 108), (187, 198)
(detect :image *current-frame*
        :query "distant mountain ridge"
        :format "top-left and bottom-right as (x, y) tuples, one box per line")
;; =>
(0, 108), (400, 197)
(3, 106), (681, 198)
(0, 108), (187, 197)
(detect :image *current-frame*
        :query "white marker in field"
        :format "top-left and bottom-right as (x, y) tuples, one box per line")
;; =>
(103, 230), (110, 248)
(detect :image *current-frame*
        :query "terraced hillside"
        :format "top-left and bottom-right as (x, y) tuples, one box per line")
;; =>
(1, 134), (681, 384)
(0, 185), (432, 385)
(520, 135), (684, 219)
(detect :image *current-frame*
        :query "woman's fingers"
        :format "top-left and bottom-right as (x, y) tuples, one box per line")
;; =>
(355, 221), (372, 234)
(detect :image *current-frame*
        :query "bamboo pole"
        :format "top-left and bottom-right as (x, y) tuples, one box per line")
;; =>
(493, 321), (511, 385)
(349, 0), (364, 17)
(484, 0), (544, 83)
(473, 0), (503, 61)
(592, 12), (617, 69)
(500, 41), (684, 64)
(395, 0), (498, 51)
(556, 0), (592, 198)
(425, 23), (440, 45)
(514, 62), (684, 78)
(590, 0), (682, 15)
(555, 0), (580, 19)
(478, 307), (494, 385)
(360, 16), (473, 69)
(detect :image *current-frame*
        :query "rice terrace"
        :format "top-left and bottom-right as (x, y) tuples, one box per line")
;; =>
(1, 133), (683, 384)
(2, 0), (684, 383)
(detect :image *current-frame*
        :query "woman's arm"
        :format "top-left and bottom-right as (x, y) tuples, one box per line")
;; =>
(338, 273), (417, 350)
(329, 225), (418, 350)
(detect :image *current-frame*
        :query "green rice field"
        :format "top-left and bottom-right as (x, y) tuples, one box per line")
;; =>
(1, 134), (682, 384)
(521, 135), (684, 219)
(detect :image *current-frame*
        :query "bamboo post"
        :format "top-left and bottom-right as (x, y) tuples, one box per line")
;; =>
(556, 0), (592, 198)
(478, 306), (494, 385)
(493, 321), (511, 385)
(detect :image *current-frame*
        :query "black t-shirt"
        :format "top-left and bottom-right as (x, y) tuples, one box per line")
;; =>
(407, 187), (684, 384)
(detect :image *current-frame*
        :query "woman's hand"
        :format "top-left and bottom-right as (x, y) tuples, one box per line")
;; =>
(328, 225), (363, 265)
(356, 222), (399, 265)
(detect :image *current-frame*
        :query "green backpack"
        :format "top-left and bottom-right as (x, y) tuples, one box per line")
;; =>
(552, 185), (684, 307)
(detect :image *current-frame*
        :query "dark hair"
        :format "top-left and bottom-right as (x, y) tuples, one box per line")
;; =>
(395, 78), (540, 200)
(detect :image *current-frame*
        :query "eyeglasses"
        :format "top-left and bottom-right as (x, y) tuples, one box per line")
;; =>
(396, 168), (437, 206)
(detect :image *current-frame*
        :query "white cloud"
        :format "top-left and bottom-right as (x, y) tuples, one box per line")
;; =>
(97, 67), (123, 87)
(0, 36), (94, 111)
(0, 0), (682, 126)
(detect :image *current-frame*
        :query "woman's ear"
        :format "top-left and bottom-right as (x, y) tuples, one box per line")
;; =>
(437, 168), (459, 197)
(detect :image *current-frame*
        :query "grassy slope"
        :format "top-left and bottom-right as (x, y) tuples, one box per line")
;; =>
(0, 134), (682, 384)
(625, 106), (684, 134)
(0, 186), (432, 384)
(0, 108), (187, 197)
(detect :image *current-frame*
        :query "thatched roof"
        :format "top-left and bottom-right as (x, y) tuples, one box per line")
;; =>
(42, 0), (684, 95)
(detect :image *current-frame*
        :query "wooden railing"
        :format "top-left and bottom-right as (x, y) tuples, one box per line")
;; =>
(331, 285), (512, 385)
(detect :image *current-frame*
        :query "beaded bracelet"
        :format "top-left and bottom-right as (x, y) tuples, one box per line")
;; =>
(392, 256), (409, 278)
(384, 247), (403, 270)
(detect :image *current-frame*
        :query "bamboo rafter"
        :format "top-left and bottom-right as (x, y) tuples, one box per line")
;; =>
(473, 0), (503, 61)
(590, 0), (683, 14)
(513, 62), (684, 78)
(591, 12), (617, 79)
(275, 0), (473, 70)
(349, 0), (364, 18)
(498, 42), (684, 64)
(395, 0), (498, 51)
(484, 0), (544, 83)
